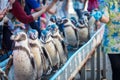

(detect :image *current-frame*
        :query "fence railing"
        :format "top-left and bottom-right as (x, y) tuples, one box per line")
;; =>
(50, 24), (105, 80)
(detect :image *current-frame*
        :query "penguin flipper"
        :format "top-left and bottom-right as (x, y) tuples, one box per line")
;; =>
(41, 47), (52, 66)
(74, 28), (79, 48)
(61, 40), (68, 59)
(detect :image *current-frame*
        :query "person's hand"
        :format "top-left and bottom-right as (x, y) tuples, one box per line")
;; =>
(9, 0), (15, 4)
(0, 11), (4, 19)
(0, 9), (7, 20)
(41, 5), (49, 12)
(95, 21), (101, 30)
(15, 22), (26, 29)
(5, 0), (15, 10)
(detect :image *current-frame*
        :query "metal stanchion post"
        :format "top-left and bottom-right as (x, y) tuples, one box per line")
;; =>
(102, 46), (106, 79)
(81, 66), (86, 80)
(91, 51), (95, 80)
(96, 44), (101, 80)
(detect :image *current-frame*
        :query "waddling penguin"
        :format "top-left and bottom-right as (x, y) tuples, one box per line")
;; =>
(10, 31), (37, 80)
(40, 29), (60, 70)
(70, 14), (89, 45)
(77, 20), (89, 45)
(27, 29), (43, 79)
(60, 17), (79, 48)
(77, 11), (90, 44)
(47, 24), (68, 65)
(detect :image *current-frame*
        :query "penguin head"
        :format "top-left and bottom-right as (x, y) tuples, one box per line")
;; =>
(56, 17), (62, 25)
(82, 11), (90, 18)
(11, 30), (27, 42)
(78, 18), (85, 25)
(48, 24), (59, 34)
(80, 11), (90, 24)
(61, 17), (69, 24)
(70, 17), (77, 25)
(40, 29), (52, 43)
(61, 17), (75, 28)
(50, 15), (57, 23)
(78, 17), (88, 28)
(27, 29), (38, 40)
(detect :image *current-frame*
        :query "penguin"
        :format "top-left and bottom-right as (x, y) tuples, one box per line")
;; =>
(50, 15), (57, 23)
(40, 45), (52, 75)
(76, 21), (89, 45)
(40, 29), (60, 69)
(47, 24), (68, 65)
(60, 17), (79, 48)
(70, 15), (89, 45)
(77, 11), (90, 44)
(27, 29), (43, 79)
(10, 31), (37, 80)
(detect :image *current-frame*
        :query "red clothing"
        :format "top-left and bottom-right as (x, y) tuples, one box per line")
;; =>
(41, 13), (46, 29)
(41, 13), (46, 18)
(10, 0), (34, 24)
(88, 0), (99, 12)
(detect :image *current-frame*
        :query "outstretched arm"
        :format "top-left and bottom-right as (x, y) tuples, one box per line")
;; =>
(11, 0), (47, 24)
(46, 0), (58, 11)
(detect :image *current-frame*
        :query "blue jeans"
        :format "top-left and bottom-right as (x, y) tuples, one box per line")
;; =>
(74, 9), (82, 19)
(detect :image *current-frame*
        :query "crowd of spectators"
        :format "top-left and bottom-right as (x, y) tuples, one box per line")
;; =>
(0, 0), (70, 51)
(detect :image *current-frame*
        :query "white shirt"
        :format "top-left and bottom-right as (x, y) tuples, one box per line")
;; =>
(45, 0), (57, 24)
(55, 1), (64, 18)
(0, 0), (8, 11)
(0, 0), (8, 25)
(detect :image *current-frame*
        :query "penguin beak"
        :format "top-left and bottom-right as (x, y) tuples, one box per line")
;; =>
(10, 34), (19, 41)
(41, 36), (46, 43)
(30, 33), (37, 40)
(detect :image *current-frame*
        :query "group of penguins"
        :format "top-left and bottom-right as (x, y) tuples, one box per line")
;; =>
(0, 10), (96, 80)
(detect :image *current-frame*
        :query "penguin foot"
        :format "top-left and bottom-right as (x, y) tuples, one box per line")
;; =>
(53, 69), (58, 73)
(46, 67), (52, 75)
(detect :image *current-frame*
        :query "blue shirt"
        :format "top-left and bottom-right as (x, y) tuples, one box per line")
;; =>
(24, 0), (41, 38)
(24, 0), (41, 28)
(25, 0), (40, 10)
(73, 0), (84, 9)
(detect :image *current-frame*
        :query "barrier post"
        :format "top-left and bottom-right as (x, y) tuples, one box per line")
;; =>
(96, 44), (101, 80)
(81, 66), (86, 80)
(102, 46), (106, 79)
(91, 51), (95, 80)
